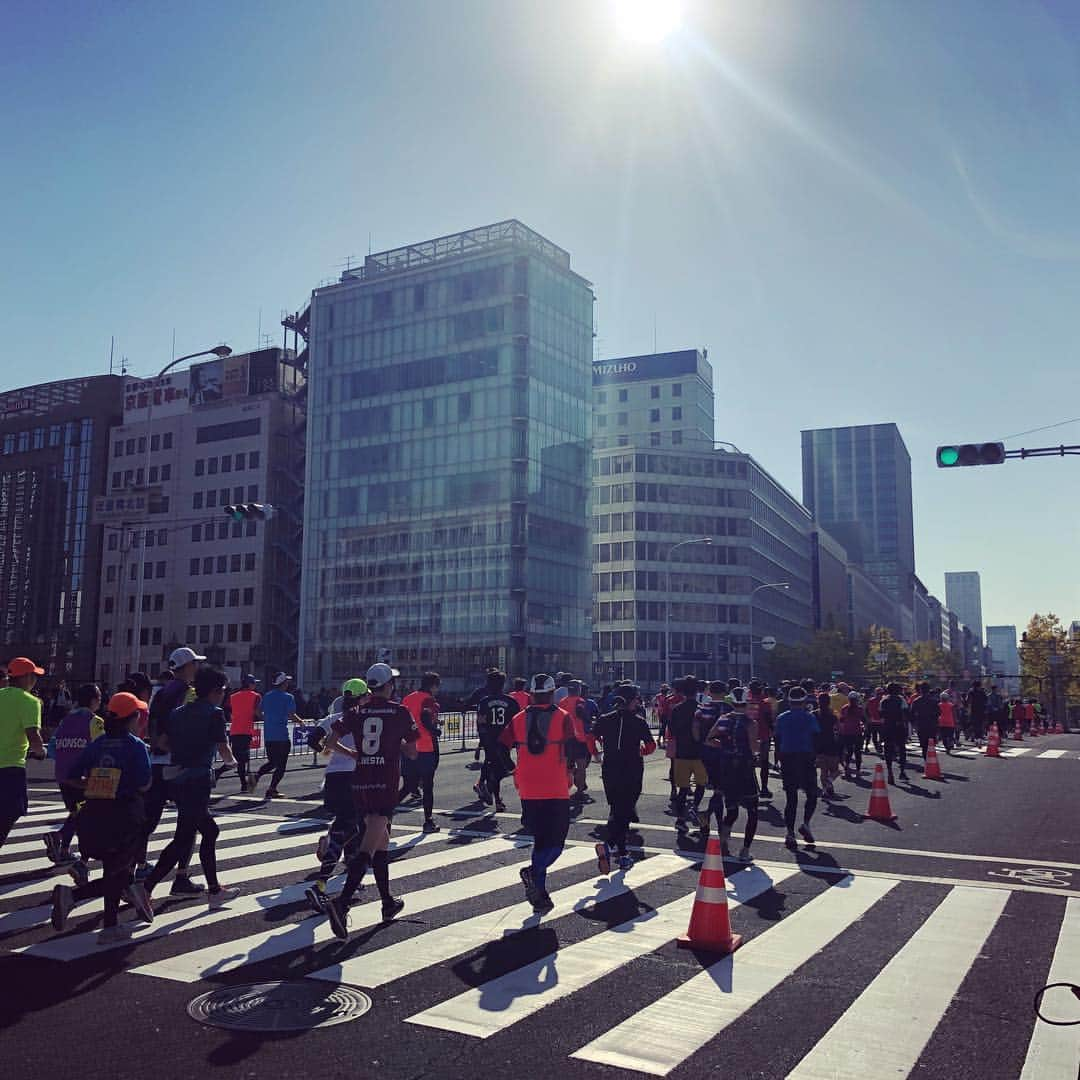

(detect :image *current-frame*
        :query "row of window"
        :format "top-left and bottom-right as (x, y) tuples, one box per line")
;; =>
(102, 593), (165, 614)
(195, 418), (261, 445)
(193, 485), (259, 510)
(594, 630), (740, 652)
(111, 464), (173, 489)
(594, 540), (747, 564)
(104, 561), (168, 583)
(594, 513), (753, 538)
(594, 453), (751, 479)
(596, 407), (682, 428)
(192, 521), (257, 541)
(594, 571), (748, 594)
(194, 451), (260, 476)
(191, 553), (257, 575)
(114, 433), (174, 457)
(596, 600), (750, 624)
(595, 483), (751, 509)
(186, 623), (254, 644)
(1, 421), (88, 455)
(187, 588), (256, 609)
(106, 528), (169, 551)
(102, 627), (165, 647)
(595, 384), (683, 405)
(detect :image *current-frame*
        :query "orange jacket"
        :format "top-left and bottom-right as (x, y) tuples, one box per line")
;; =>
(499, 704), (586, 799)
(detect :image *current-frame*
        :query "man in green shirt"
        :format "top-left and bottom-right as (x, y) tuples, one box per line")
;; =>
(0, 656), (47, 849)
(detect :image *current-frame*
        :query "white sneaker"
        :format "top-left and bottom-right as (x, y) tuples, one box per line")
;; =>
(126, 881), (155, 923)
(208, 886), (241, 909)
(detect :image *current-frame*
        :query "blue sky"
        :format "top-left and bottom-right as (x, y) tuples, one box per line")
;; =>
(4, 0), (1078, 639)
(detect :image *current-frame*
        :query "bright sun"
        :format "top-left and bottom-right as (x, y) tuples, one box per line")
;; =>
(613, 0), (684, 44)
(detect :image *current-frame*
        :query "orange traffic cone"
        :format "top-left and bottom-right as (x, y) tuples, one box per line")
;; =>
(865, 762), (896, 820)
(1013, 720), (1023, 741)
(985, 723), (1001, 757)
(1054, 721), (1064, 735)
(924, 739), (943, 780)
(677, 837), (743, 954)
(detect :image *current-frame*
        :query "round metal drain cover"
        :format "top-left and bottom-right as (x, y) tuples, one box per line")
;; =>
(188, 981), (372, 1032)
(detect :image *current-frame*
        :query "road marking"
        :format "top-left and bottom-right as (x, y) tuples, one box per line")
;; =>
(989, 867), (1073, 888)
(1021, 896), (1080, 1078)
(317, 852), (690, 990)
(787, 886), (1010, 1079)
(1037, 750), (1067, 759)
(572, 875), (898, 1075)
(1001, 747), (1034, 757)
(406, 863), (800, 1038)
(128, 839), (584, 981)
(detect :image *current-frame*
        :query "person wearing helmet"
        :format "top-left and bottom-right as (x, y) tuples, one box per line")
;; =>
(499, 673), (587, 913)
(304, 678), (370, 914)
(319, 662), (419, 940)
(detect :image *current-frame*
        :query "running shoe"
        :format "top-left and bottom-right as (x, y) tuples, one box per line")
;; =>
(381, 896), (405, 921)
(265, 789), (281, 799)
(759, 787), (773, 800)
(473, 780), (492, 806)
(316, 834), (329, 863)
(305, 882), (328, 915)
(784, 831), (798, 851)
(208, 886), (241, 909)
(798, 824), (815, 845)
(97, 924), (134, 945)
(51, 883), (74, 931)
(67, 859), (90, 889)
(43, 831), (64, 864)
(422, 818), (440, 833)
(170, 876), (205, 896)
(127, 881), (155, 923)
(519, 866), (540, 908)
(494, 799), (507, 812)
(326, 897), (350, 940)
(738, 846), (754, 862)
(696, 810), (711, 831)
(532, 890), (555, 915)
(595, 842), (611, 875)
(616, 854), (633, 872)
(134, 863), (152, 883)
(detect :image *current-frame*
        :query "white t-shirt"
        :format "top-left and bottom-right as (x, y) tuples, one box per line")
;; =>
(319, 697), (355, 775)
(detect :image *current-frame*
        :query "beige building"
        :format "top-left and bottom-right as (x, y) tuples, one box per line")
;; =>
(94, 348), (303, 687)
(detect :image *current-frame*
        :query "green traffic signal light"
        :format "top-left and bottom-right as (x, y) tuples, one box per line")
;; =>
(938, 446), (960, 467)
(936, 442), (1006, 468)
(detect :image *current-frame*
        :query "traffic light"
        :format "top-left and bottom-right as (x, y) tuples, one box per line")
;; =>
(224, 503), (275, 521)
(936, 443), (1006, 468)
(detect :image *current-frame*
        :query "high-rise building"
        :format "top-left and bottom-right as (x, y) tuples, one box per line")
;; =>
(95, 349), (304, 686)
(986, 625), (1019, 692)
(801, 423), (914, 630)
(591, 351), (813, 687)
(945, 571), (983, 647)
(299, 221), (595, 692)
(0, 376), (123, 680)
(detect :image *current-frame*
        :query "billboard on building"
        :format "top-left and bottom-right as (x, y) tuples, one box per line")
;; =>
(592, 349), (700, 385)
(123, 371), (191, 420)
(247, 349), (280, 395)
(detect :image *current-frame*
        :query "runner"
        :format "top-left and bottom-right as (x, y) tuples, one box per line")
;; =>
(668, 676), (707, 839)
(50, 691), (156, 942)
(508, 677), (530, 714)
(747, 679), (775, 799)
(880, 682), (911, 784)
(304, 678), (368, 914)
(703, 684), (759, 861)
(499, 673), (586, 914)
(838, 691), (865, 779)
(320, 662), (419, 939)
(966, 680), (988, 748)
(402, 671), (441, 832)
(560, 680), (591, 800)
(0, 657), (47, 850)
(911, 682), (941, 759)
(143, 667), (239, 909)
(865, 686), (883, 753)
(224, 675), (260, 791)
(472, 669), (517, 813)
(774, 685), (819, 850)
(138, 645), (204, 891)
(592, 684), (655, 872)
(249, 672), (300, 798)
(938, 690), (957, 753)
(813, 693), (842, 797)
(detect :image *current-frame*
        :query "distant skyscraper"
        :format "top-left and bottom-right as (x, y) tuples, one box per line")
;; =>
(986, 625), (1019, 691)
(945, 571), (984, 646)
(801, 423), (914, 626)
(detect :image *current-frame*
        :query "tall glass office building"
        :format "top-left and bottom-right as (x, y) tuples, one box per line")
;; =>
(299, 221), (594, 692)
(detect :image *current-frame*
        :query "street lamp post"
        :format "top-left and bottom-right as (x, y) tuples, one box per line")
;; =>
(665, 536), (712, 686)
(130, 345), (231, 674)
(748, 581), (791, 681)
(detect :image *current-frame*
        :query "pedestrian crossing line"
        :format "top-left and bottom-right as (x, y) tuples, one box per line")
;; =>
(406, 862), (802, 1039)
(1037, 749), (1067, 759)
(12, 829), (440, 960)
(571, 874), (898, 1076)
(1001, 747), (1034, 757)
(129, 843), (596, 982)
(312, 851), (692, 991)
(1020, 896), (1080, 1079)
(787, 885), (1010, 1079)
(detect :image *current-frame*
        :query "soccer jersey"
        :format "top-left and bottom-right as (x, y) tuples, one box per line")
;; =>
(402, 690), (440, 754)
(332, 699), (419, 811)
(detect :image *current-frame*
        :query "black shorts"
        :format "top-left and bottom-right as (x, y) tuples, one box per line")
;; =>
(522, 799), (571, 851)
(0, 767), (28, 822)
(780, 752), (817, 793)
(715, 760), (760, 806)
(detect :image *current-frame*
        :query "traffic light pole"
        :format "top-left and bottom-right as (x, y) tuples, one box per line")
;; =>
(1005, 444), (1080, 460)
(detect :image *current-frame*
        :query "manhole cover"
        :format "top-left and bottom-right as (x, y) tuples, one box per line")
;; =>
(187, 981), (372, 1032)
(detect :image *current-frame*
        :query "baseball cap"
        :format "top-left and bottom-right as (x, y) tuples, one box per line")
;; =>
(242, 674), (259, 686)
(365, 662), (400, 688)
(729, 686), (748, 706)
(169, 646), (207, 668)
(6, 657), (45, 677)
(107, 691), (148, 719)
(787, 686), (808, 702)
(342, 677), (369, 697)
(529, 673), (556, 693)
(273, 672), (292, 686)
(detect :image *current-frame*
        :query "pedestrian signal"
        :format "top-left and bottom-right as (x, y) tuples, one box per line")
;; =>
(935, 443), (1006, 468)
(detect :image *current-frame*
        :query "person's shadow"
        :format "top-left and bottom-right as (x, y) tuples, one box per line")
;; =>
(449, 927), (561, 1012)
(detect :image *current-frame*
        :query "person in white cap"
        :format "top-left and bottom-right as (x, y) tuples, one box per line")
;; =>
(249, 673), (301, 798)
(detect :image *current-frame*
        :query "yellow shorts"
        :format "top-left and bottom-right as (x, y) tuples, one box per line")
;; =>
(673, 759), (707, 789)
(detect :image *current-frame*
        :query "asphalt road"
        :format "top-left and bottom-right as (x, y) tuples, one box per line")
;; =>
(2, 732), (1079, 1079)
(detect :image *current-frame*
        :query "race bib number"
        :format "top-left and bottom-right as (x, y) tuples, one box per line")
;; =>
(85, 767), (121, 800)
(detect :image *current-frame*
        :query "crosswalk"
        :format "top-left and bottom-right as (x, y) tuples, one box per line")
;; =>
(2, 799), (1079, 1078)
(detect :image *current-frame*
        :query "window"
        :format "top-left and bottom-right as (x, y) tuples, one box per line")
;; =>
(227, 623), (239, 642)
(107, 533), (118, 551)
(114, 440), (123, 457)
(241, 623), (253, 642)
(200, 625), (211, 644)
(111, 471), (121, 488)
(206, 490), (217, 508)
(143, 561), (152, 579)
(458, 393), (472, 421)
(650, 386), (660, 399)
(155, 561), (165, 578)
(672, 407), (682, 420)
(596, 415), (607, 428)
(228, 588), (239, 606)
(231, 522), (242, 538)
(243, 553), (255, 571)
(618, 389), (628, 403)
(128, 596), (135, 613)
(207, 457), (218, 475)
(617, 412), (628, 426)
(195, 459), (205, 476)
(150, 434), (160, 452)
(245, 521), (256, 537)
(102, 629), (113, 646)
(125, 439), (135, 455)
(196, 418), (261, 444)
(188, 591), (198, 609)
(154, 593), (164, 611)
(219, 522), (230, 540)
(214, 590), (226, 608)
(203, 557), (213, 574)
(243, 587), (254, 605)
(650, 431), (661, 447)
(123, 469), (133, 486)
(151, 627), (162, 645)
(414, 284), (426, 311)
(137, 437), (146, 454)
(235, 453), (245, 472)
(246, 484), (258, 501)
(221, 454), (232, 473)
(672, 383), (682, 397)
(216, 556), (227, 573)
(213, 624), (225, 643)
(157, 529), (167, 545)
(230, 554), (241, 572)
(148, 466), (159, 484)
(191, 525), (201, 542)
(106, 566), (116, 583)
(161, 464), (171, 481)
(186, 625), (196, 642)
(650, 409), (660, 422)
(126, 629), (133, 646)
(201, 590), (212, 608)
(193, 493), (203, 510)
(234, 486), (244, 503)
(104, 596), (114, 614)
(190, 558), (200, 575)
(163, 432), (173, 449)
(672, 431), (683, 445)
(248, 451), (260, 469)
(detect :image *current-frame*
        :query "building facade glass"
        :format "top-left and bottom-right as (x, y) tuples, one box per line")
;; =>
(945, 571), (983, 647)
(299, 221), (594, 692)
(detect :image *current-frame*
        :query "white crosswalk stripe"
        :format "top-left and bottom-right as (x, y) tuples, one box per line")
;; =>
(1037, 749), (1067, 759)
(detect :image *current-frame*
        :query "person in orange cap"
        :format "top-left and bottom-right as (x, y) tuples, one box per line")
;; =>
(0, 657), (47, 850)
